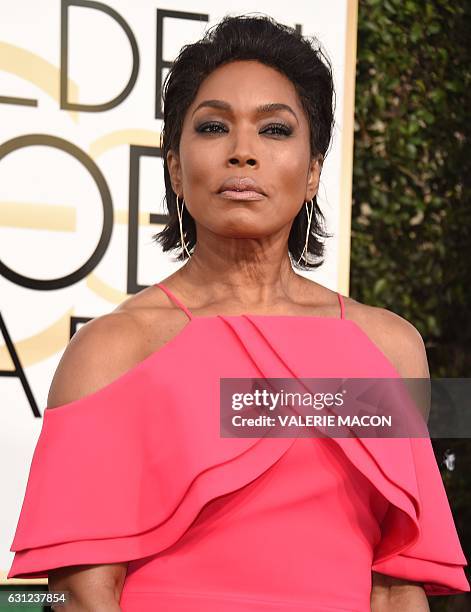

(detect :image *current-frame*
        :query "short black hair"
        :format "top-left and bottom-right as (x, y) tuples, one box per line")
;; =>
(153, 14), (336, 269)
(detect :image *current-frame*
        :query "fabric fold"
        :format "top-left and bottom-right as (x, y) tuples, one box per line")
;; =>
(8, 319), (297, 579)
(238, 315), (469, 595)
(8, 314), (469, 596)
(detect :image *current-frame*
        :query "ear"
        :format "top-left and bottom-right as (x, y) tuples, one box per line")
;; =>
(305, 154), (323, 201)
(166, 149), (183, 197)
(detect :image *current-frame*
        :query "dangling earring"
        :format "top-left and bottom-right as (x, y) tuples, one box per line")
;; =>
(176, 195), (192, 259)
(296, 198), (314, 264)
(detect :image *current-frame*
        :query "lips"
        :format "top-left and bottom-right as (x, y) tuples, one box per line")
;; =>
(217, 176), (266, 196)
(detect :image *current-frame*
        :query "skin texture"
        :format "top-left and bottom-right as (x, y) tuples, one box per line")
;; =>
(46, 59), (430, 610)
(371, 572), (430, 611)
(166, 59), (322, 280)
(47, 561), (126, 611)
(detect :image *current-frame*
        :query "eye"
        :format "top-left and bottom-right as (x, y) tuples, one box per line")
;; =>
(196, 121), (229, 134)
(196, 121), (292, 136)
(264, 123), (292, 136)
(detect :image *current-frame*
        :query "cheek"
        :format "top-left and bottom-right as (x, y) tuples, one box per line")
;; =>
(178, 127), (310, 204)
(179, 139), (216, 188)
(271, 146), (310, 197)
(277, 153), (307, 181)
(264, 134), (309, 173)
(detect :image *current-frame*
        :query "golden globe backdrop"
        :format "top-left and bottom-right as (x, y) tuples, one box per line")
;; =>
(0, 0), (358, 581)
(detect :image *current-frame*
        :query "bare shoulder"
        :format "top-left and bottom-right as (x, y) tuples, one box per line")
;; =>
(344, 296), (430, 379)
(46, 309), (147, 410)
(47, 285), (188, 410)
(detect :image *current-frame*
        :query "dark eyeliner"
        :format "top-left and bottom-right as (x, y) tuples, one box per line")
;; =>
(195, 121), (293, 135)
(195, 121), (227, 133)
(262, 122), (293, 136)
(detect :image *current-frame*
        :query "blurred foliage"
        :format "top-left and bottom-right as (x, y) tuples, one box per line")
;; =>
(351, 0), (470, 609)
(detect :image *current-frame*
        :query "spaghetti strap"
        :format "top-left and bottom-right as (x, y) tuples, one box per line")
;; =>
(154, 282), (194, 321)
(336, 292), (345, 320)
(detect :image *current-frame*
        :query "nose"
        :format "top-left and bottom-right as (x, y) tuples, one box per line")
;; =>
(227, 129), (258, 168)
(229, 156), (257, 167)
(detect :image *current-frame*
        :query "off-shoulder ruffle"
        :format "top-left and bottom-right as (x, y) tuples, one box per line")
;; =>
(7, 315), (469, 596)
(370, 436), (469, 595)
(239, 316), (469, 595)
(8, 362), (296, 578)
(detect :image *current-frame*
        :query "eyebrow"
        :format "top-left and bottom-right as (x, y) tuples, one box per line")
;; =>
(191, 99), (299, 125)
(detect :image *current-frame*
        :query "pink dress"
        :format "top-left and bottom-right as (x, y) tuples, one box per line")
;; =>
(8, 283), (470, 610)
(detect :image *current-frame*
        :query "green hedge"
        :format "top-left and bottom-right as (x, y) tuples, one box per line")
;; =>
(351, 0), (470, 608)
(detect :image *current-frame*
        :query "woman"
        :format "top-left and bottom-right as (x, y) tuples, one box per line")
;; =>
(8, 14), (469, 611)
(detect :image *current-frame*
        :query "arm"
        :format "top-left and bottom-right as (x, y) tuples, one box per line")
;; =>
(371, 572), (430, 611)
(360, 307), (432, 609)
(46, 312), (147, 610)
(48, 563), (127, 611)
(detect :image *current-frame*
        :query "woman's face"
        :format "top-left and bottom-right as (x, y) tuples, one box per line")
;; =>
(167, 60), (322, 242)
